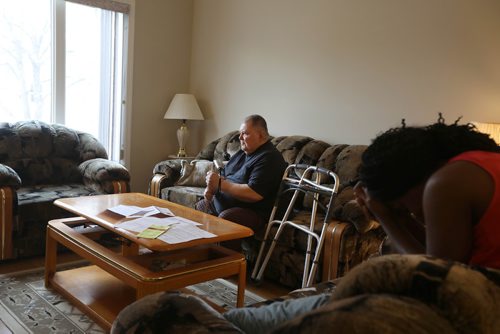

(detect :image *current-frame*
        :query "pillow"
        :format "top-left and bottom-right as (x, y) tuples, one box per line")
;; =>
(175, 159), (214, 187)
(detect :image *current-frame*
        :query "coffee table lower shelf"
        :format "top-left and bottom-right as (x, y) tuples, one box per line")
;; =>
(45, 218), (248, 331)
(50, 265), (137, 329)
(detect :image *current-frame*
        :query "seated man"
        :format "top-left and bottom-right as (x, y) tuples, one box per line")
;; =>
(196, 114), (287, 249)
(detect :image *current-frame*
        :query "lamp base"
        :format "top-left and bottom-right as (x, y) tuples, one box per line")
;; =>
(176, 148), (187, 157)
(176, 121), (189, 158)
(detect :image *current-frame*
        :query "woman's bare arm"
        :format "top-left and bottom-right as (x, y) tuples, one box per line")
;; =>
(423, 161), (492, 263)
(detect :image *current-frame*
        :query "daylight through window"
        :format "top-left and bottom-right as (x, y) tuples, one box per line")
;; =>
(0, 0), (131, 162)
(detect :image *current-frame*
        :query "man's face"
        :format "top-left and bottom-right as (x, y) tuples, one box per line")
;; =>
(239, 121), (264, 154)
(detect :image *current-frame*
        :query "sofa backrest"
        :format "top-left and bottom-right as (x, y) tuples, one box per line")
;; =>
(191, 130), (376, 232)
(196, 131), (366, 188)
(0, 120), (108, 186)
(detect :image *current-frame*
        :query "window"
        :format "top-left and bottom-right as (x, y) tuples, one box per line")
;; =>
(0, 0), (133, 162)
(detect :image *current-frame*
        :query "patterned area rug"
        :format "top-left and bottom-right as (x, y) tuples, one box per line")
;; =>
(0, 263), (265, 333)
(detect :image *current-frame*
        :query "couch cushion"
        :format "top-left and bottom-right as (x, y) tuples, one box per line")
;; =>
(273, 136), (313, 164)
(0, 126), (20, 161)
(5, 158), (81, 185)
(14, 121), (55, 159)
(294, 140), (330, 167)
(196, 138), (219, 161)
(175, 160), (214, 187)
(77, 132), (108, 161)
(335, 145), (366, 189)
(52, 124), (81, 160)
(161, 186), (205, 209)
(316, 145), (348, 177)
(214, 131), (240, 162)
(17, 183), (101, 206)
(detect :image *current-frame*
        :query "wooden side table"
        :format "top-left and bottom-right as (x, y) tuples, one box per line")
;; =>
(168, 155), (196, 161)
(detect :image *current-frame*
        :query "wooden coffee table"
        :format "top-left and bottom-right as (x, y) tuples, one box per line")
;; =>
(45, 193), (253, 331)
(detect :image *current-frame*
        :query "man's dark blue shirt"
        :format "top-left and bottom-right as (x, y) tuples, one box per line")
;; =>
(213, 140), (287, 220)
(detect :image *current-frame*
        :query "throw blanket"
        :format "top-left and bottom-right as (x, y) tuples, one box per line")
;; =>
(111, 254), (500, 334)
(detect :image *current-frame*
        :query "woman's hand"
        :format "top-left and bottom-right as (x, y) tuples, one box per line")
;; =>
(353, 182), (425, 254)
(353, 182), (395, 222)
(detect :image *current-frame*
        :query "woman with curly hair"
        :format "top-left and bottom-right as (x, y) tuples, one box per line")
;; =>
(354, 114), (500, 268)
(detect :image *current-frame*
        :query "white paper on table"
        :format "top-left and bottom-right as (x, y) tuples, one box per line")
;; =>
(108, 205), (174, 218)
(160, 216), (201, 226)
(134, 206), (175, 217)
(108, 204), (144, 217)
(115, 216), (180, 233)
(158, 224), (217, 244)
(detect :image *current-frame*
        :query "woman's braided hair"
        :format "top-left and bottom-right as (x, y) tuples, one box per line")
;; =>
(358, 114), (500, 201)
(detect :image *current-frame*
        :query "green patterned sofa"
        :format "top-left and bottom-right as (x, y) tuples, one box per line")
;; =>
(0, 120), (130, 260)
(149, 131), (385, 288)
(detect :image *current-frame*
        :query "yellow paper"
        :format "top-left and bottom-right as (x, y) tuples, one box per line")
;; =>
(137, 225), (170, 239)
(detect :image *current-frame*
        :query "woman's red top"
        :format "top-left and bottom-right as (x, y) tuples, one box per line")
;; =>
(449, 151), (500, 269)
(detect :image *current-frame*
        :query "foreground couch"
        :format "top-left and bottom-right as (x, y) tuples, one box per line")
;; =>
(0, 120), (130, 260)
(149, 131), (385, 288)
(112, 254), (500, 333)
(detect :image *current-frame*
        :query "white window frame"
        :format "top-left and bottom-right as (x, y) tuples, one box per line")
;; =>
(51, 0), (134, 166)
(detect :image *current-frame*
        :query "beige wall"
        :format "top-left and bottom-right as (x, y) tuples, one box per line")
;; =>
(128, 0), (500, 192)
(129, 0), (195, 191)
(189, 0), (500, 146)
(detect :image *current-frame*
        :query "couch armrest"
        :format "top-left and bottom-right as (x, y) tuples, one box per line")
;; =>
(149, 159), (183, 197)
(0, 165), (20, 258)
(322, 219), (386, 281)
(79, 158), (130, 194)
(0, 186), (15, 259)
(322, 220), (351, 281)
(0, 164), (21, 189)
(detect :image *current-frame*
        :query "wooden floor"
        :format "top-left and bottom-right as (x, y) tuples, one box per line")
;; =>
(0, 252), (291, 333)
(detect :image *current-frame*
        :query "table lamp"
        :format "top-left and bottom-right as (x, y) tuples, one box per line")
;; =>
(164, 94), (204, 157)
(472, 121), (500, 145)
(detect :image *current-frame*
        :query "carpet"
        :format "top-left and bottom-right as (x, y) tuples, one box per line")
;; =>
(0, 263), (265, 333)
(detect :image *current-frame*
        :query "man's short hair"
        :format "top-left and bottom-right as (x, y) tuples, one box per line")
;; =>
(245, 114), (269, 136)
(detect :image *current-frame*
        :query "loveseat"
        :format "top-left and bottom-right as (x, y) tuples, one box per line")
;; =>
(149, 131), (385, 288)
(111, 254), (500, 333)
(0, 120), (130, 260)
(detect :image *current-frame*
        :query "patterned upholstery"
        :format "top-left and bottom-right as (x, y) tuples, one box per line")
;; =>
(0, 120), (130, 259)
(111, 255), (500, 334)
(150, 131), (385, 288)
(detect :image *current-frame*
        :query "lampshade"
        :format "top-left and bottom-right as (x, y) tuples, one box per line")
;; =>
(472, 121), (500, 145)
(163, 94), (204, 120)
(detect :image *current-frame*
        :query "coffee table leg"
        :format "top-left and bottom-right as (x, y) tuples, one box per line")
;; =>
(45, 225), (57, 287)
(121, 240), (139, 256)
(236, 260), (247, 307)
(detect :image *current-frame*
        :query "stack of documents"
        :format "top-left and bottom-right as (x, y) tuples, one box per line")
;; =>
(109, 205), (217, 244)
